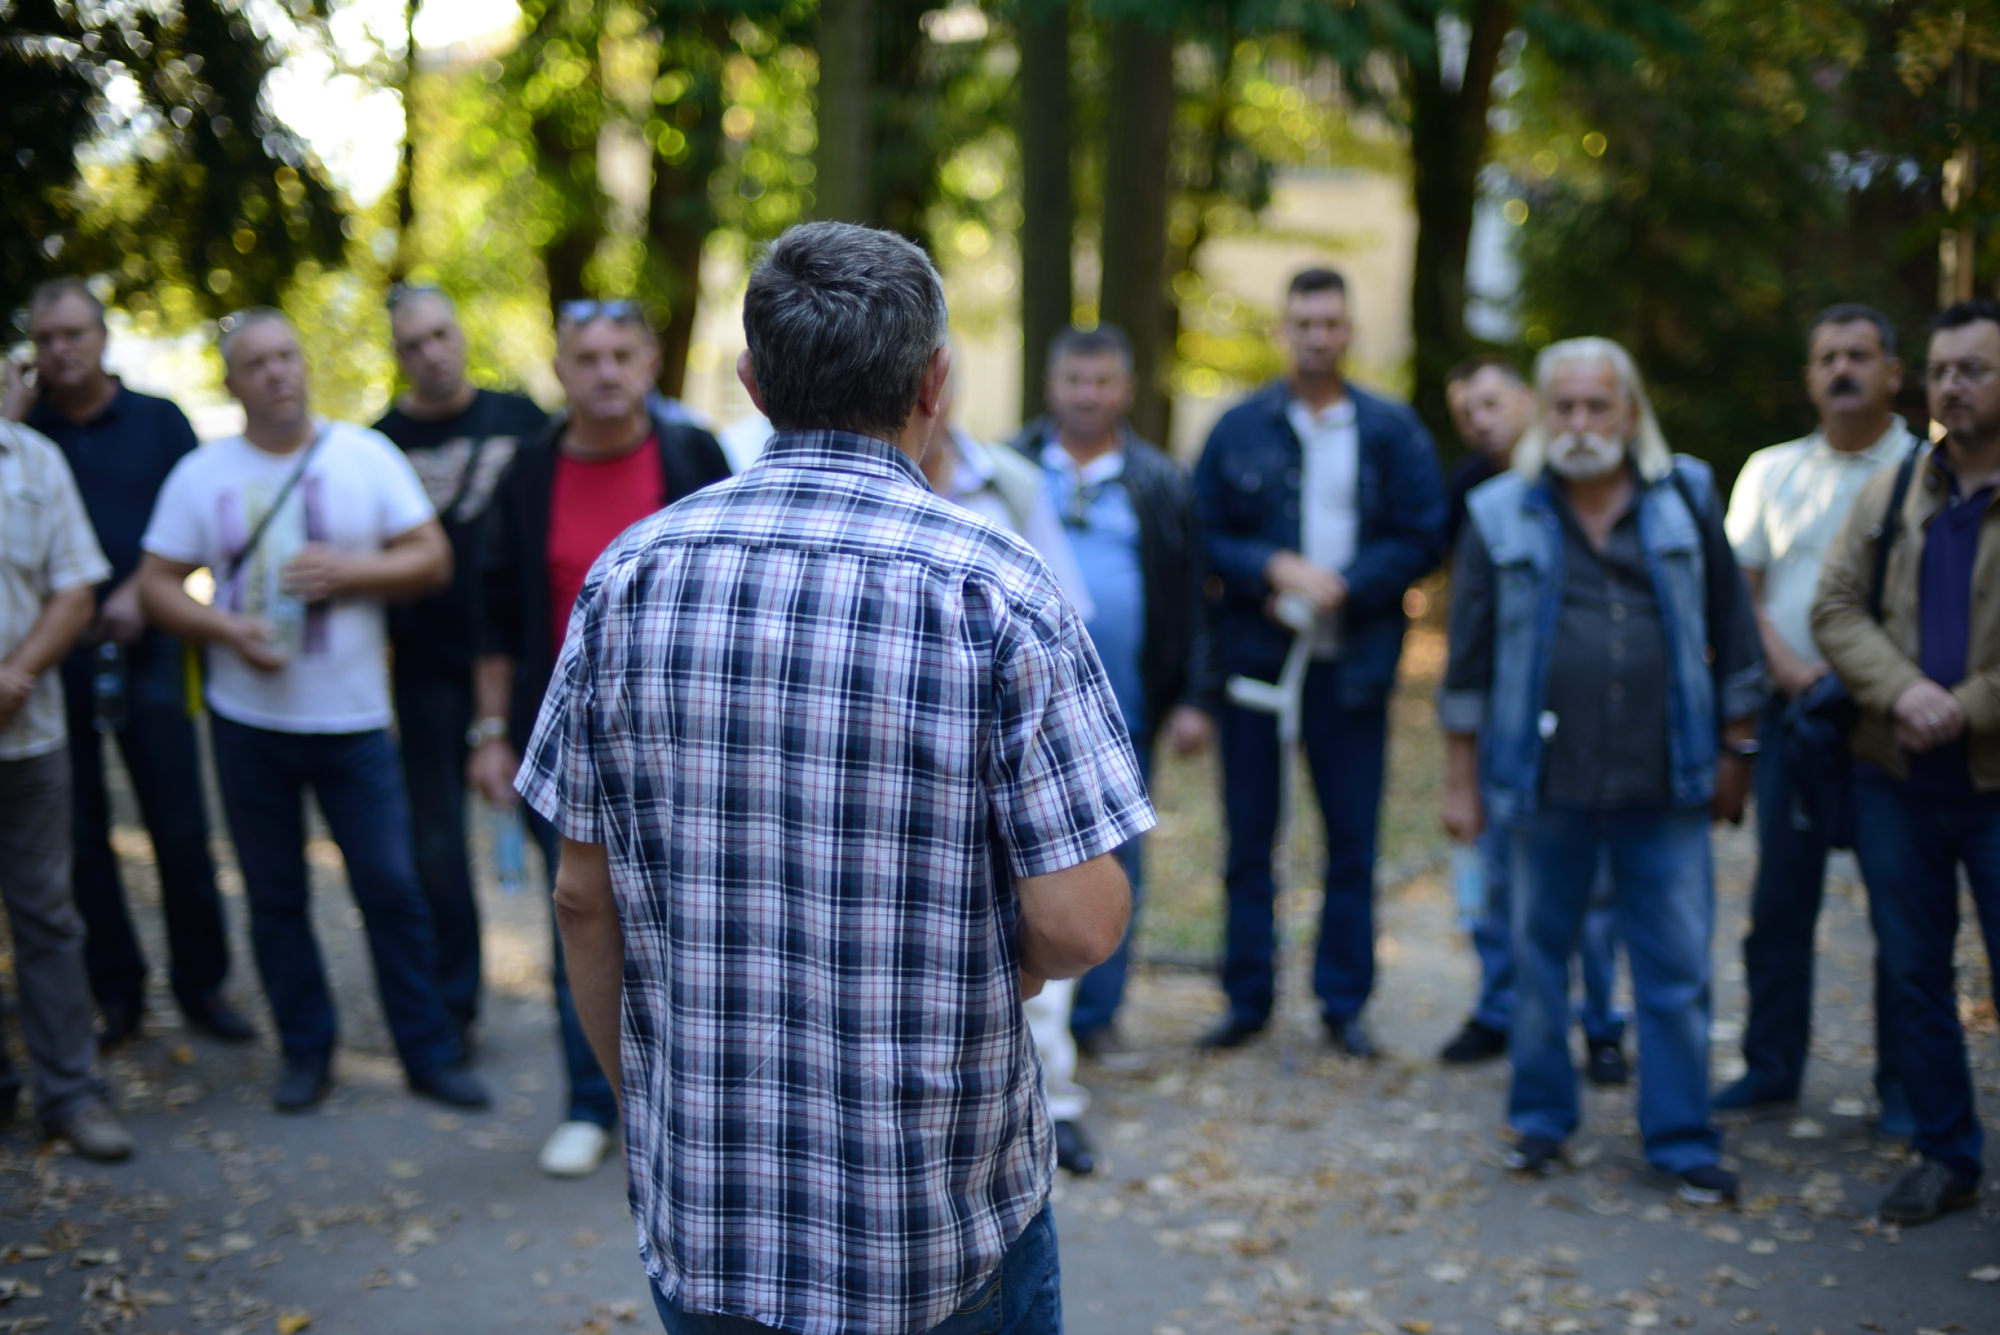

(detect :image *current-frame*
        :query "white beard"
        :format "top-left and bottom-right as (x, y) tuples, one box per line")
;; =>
(1546, 431), (1626, 481)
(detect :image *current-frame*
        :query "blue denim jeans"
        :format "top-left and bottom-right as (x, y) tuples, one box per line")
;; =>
(1851, 773), (2000, 1182)
(1471, 825), (1624, 1042)
(208, 717), (462, 1076)
(1071, 749), (1150, 1039)
(1509, 805), (1720, 1173)
(526, 809), (618, 1128)
(1220, 671), (1387, 1027)
(650, 1203), (1061, 1335)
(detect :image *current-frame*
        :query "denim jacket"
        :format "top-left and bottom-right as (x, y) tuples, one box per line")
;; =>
(1192, 381), (1444, 708)
(1441, 457), (1765, 825)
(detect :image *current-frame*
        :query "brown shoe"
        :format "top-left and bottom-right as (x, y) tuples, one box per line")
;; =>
(45, 1099), (135, 1162)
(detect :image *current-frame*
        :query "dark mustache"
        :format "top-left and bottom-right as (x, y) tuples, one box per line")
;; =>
(1828, 375), (1862, 395)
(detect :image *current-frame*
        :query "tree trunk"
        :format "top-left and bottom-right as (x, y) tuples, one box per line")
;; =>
(1407, 0), (1514, 444)
(1016, 0), (1073, 423)
(814, 0), (875, 222)
(1099, 17), (1176, 444)
(646, 16), (731, 398)
(389, 0), (419, 283)
(521, 0), (604, 320)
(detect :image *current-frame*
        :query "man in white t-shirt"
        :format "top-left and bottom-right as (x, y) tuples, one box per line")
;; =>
(136, 309), (490, 1114)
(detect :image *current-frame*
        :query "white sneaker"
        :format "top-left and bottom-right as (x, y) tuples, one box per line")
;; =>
(538, 1120), (611, 1178)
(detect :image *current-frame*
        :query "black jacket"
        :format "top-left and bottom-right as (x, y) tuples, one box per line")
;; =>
(1007, 420), (1216, 748)
(478, 410), (733, 749)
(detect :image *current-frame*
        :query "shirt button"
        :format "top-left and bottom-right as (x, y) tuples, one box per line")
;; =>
(1609, 683), (1625, 701)
(1610, 603), (1627, 622)
(1609, 642), (1625, 661)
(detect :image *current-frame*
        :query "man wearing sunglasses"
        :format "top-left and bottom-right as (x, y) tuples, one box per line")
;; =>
(469, 298), (730, 1179)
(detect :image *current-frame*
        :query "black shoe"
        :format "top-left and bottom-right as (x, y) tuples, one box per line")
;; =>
(1585, 1037), (1629, 1087)
(182, 992), (257, 1044)
(272, 1059), (333, 1113)
(408, 1062), (491, 1110)
(1326, 1016), (1379, 1059)
(1053, 1119), (1096, 1176)
(1196, 1015), (1266, 1051)
(1676, 1163), (1740, 1206)
(1438, 1018), (1507, 1064)
(1073, 1027), (1127, 1062)
(1505, 1134), (1563, 1174)
(96, 999), (145, 1051)
(1878, 1160), (1980, 1226)
(1711, 1074), (1797, 1116)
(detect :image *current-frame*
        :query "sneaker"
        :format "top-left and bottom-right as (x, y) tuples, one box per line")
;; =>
(1712, 1075), (1797, 1116)
(44, 1099), (135, 1162)
(1676, 1163), (1740, 1206)
(1878, 1160), (1980, 1226)
(272, 1059), (333, 1113)
(407, 1062), (491, 1110)
(1053, 1119), (1096, 1176)
(1438, 1018), (1507, 1064)
(538, 1120), (612, 1178)
(1505, 1135), (1563, 1174)
(1584, 1037), (1629, 1087)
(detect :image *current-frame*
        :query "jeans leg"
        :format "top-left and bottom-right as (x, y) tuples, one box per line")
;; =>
(0, 750), (104, 1122)
(211, 717), (332, 1065)
(1219, 703), (1283, 1027)
(1507, 808), (1598, 1144)
(1470, 821), (1515, 1031)
(60, 654), (148, 1011)
(1071, 751), (1148, 1038)
(1305, 694), (1388, 1023)
(1576, 881), (1625, 1046)
(309, 730), (462, 1076)
(393, 663), (481, 1031)
(117, 685), (230, 1010)
(527, 810), (616, 1125)
(1605, 807), (1721, 1173)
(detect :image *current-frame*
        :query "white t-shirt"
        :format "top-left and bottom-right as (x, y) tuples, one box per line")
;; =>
(142, 421), (435, 733)
(1288, 395), (1359, 658)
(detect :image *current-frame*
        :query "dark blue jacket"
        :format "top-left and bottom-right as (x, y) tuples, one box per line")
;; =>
(1192, 380), (1444, 707)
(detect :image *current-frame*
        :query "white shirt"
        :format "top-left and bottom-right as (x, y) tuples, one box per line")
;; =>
(142, 421), (435, 734)
(1724, 417), (1914, 664)
(941, 431), (1096, 621)
(1288, 395), (1359, 658)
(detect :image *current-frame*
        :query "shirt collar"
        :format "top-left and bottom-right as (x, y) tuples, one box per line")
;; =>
(1807, 414), (1916, 464)
(1040, 437), (1125, 487)
(758, 428), (929, 491)
(1286, 395), (1356, 435)
(28, 379), (125, 433)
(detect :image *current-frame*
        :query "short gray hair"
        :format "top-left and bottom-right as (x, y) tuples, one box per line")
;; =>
(1514, 336), (1675, 483)
(742, 222), (948, 440)
(217, 306), (296, 369)
(29, 277), (107, 329)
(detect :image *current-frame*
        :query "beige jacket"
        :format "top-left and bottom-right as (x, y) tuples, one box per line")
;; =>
(1810, 441), (2000, 789)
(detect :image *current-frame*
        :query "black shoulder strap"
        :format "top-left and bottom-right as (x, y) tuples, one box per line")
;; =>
(1668, 462), (1729, 647)
(1866, 444), (1921, 624)
(223, 425), (330, 586)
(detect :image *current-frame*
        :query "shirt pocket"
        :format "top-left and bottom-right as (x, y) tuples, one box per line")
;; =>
(1, 485), (51, 576)
(1216, 452), (1283, 530)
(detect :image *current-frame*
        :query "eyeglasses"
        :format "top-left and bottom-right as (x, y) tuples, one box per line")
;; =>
(386, 283), (446, 312)
(1925, 360), (1998, 389)
(557, 299), (645, 327)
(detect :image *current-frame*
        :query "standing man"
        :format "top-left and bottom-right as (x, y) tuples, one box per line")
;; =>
(520, 219), (1146, 1335)
(137, 308), (488, 1114)
(468, 299), (730, 1179)
(1010, 324), (1214, 1062)
(6, 279), (249, 1049)
(373, 285), (547, 1044)
(1718, 305), (1916, 1122)
(1812, 298), (2000, 1226)
(1439, 337), (1763, 1203)
(1192, 268), (1444, 1055)
(0, 416), (133, 1160)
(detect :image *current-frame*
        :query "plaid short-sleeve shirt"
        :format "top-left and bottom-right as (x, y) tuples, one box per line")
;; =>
(517, 430), (1154, 1335)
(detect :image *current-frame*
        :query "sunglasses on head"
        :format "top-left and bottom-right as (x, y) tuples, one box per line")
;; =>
(557, 299), (645, 326)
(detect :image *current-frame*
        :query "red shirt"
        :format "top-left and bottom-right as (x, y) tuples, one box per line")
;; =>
(547, 436), (665, 651)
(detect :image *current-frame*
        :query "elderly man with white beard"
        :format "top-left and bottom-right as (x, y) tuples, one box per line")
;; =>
(1438, 337), (1765, 1204)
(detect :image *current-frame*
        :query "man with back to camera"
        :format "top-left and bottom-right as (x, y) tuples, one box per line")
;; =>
(136, 308), (489, 1114)
(4, 279), (251, 1050)
(1192, 267), (1445, 1056)
(520, 221), (1149, 1333)
(1717, 304), (1917, 1130)
(467, 298), (730, 1179)
(372, 285), (548, 1046)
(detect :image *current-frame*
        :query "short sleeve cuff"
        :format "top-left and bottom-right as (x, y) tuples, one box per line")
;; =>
(1436, 689), (1486, 734)
(1718, 665), (1769, 724)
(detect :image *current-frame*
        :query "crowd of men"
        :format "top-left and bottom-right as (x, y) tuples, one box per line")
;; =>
(1, 233), (1996, 1331)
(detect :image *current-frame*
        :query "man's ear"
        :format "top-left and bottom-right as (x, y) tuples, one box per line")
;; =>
(737, 350), (768, 417)
(914, 344), (952, 421)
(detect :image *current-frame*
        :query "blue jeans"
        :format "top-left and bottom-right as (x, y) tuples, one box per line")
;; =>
(650, 1203), (1061, 1335)
(208, 717), (462, 1076)
(526, 810), (618, 1128)
(392, 660), (481, 1032)
(1852, 774), (2000, 1182)
(1509, 805), (1720, 1173)
(1471, 825), (1624, 1042)
(1220, 671), (1387, 1026)
(1071, 750), (1150, 1039)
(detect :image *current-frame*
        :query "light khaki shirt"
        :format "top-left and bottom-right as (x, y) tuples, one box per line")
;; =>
(0, 420), (111, 760)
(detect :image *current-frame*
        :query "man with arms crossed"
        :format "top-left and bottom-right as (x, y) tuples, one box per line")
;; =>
(520, 221), (1148, 1333)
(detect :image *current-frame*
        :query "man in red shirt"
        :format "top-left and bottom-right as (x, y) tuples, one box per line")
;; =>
(469, 301), (731, 1177)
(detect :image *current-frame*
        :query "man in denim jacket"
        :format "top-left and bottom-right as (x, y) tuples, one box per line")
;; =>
(1191, 268), (1444, 1055)
(1439, 337), (1764, 1204)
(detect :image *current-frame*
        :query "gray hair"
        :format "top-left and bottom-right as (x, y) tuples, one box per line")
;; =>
(742, 221), (948, 440)
(1513, 336), (1675, 483)
(29, 277), (107, 329)
(217, 306), (297, 369)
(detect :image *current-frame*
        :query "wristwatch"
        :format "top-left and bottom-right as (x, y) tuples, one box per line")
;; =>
(1721, 738), (1760, 760)
(466, 716), (508, 748)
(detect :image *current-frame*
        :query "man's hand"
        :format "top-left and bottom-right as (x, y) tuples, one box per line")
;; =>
(1, 360), (36, 422)
(1892, 678), (1967, 755)
(1161, 704), (1214, 757)
(1712, 755), (1752, 824)
(226, 616), (290, 673)
(468, 738), (522, 808)
(1768, 651), (1830, 700)
(281, 544), (362, 605)
(96, 578), (147, 647)
(1441, 774), (1484, 842)
(1263, 550), (1347, 616)
(0, 664), (34, 730)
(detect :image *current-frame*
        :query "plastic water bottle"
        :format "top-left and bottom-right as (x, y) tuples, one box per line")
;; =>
(1450, 842), (1488, 930)
(490, 805), (527, 896)
(92, 642), (129, 734)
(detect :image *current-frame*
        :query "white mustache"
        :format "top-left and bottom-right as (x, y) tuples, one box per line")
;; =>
(1546, 431), (1625, 479)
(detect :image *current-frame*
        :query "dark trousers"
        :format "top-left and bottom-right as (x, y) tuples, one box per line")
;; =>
(208, 716), (462, 1076)
(526, 809), (618, 1127)
(61, 644), (228, 1014)
(1852, 773), (2000, 1181)
(391, 659), (482, 1031)
(1219, 665), (1388, 1027)
(1738, 697), (1891, 1100)
(1070, 748), (1150, 1039)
